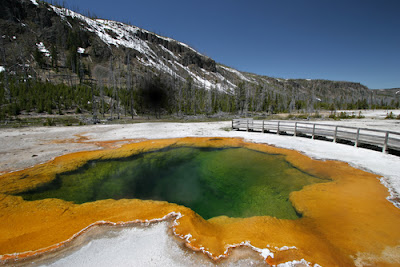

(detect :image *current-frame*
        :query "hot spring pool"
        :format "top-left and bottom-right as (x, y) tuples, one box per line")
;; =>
(18, 146), (327, 220)
(3, 137), (400, 266)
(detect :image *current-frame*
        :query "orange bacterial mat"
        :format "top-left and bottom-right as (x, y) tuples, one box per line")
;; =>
(0, 137), (399, 266)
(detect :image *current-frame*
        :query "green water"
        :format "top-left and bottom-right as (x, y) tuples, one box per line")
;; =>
(18, 147), (328, 220)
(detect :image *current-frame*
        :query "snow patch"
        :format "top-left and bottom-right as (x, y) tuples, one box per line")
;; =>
(0, 66), (5, 73)
(219, 65), (251, 82)
(174, 62), (215, 90)
(30, 0), (39, 6)
(138, 55), (179, 78)
(158, 44), (179, 60)
(77, 47), (85, 54)
(212, 71), (237, 91)
(36, 42), (50, 57)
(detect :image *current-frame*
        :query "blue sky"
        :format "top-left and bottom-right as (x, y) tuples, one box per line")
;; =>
(58, 0), (400, 89)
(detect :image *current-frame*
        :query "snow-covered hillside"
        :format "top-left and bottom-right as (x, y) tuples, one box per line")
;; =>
(2, 0), (399, 110)
(48, 4), (248, 92)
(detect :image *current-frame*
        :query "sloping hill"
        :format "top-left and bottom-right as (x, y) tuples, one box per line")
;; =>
(0, 0), (398, 120)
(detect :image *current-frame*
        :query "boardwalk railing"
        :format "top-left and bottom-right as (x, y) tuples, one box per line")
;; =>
(232, 119), (400, 153)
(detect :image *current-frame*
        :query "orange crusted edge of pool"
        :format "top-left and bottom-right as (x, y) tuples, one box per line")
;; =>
(0, 137), (400, 266)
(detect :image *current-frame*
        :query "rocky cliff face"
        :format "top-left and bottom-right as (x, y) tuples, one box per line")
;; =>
(0, 0), (398, 114)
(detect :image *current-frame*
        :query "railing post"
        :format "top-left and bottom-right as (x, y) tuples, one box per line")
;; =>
(294, 122), (298, 136)
(246, 119), (249, 132)
(355, 128), (360, 147)
(383, 132), (389, 153)
(277, 121), (280, 134)
(333, 126), (338, 143)
(312, 124), (316, 139)
(262, 120), (265, 133)
(232, 119), (234, 130)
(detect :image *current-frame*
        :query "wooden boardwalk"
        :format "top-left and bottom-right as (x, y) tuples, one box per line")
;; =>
(232, 118), (400, 154)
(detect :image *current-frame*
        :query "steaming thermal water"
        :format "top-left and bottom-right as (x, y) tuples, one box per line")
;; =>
(19, 147), (327, 219)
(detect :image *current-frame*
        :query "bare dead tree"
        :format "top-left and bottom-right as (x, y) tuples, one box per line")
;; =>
(91, 80), (98, 123)
(177, 74), (182, 116)
(109, 56), (115, 119)
(116, 59), (121, 120)
(244, 83), (250, 116)
(0, 36), (10, 103)
(127, 53), (136, 119)
(192, 84), (197, 116)
(207, 86), (212, 115)
(78, 51), (84, 84)
(98, 77), (105, 118)
(309, 85), (316, 113)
